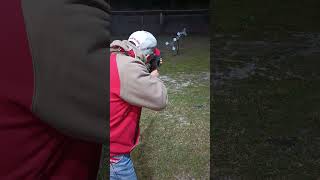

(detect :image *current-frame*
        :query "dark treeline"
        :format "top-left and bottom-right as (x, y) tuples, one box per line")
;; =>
(109, 0), (210, 10)
(213, 0), (320, 32)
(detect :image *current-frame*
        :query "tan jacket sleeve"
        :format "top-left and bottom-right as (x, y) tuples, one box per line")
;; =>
(117, 54), (168, 111)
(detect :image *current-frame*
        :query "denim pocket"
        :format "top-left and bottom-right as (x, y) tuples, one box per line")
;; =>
(111, 154), (127, 164)
(110, 154), (137, 180)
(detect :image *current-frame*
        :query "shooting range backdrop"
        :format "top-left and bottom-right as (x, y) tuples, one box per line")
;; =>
(111, 10), (209, 35)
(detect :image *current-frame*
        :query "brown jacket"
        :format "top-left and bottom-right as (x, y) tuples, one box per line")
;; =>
(110, 40), (167, 158)
(110, 40), (168, 110)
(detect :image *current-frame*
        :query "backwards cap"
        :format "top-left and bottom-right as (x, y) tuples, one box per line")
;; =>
(128, 31), (157, 56)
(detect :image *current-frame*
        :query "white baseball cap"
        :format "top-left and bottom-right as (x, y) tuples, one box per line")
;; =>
(128, 31), (157, 56)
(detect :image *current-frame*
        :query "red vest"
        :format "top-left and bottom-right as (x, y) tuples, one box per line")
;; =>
(110, 53), (141, 158)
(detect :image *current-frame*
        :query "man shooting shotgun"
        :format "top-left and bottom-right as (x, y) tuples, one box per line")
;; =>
(109, 30), (167, 179)
(145, 47), (162, 73)
(128, 31), (163, 73)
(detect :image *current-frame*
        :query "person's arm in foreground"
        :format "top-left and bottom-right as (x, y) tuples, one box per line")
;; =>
(22, 0), (110, 143)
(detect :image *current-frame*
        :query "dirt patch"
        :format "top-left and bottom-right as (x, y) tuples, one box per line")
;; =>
(161, 72), (210, 91)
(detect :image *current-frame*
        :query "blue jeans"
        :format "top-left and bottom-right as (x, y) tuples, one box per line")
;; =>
(110, 154), (137, 180)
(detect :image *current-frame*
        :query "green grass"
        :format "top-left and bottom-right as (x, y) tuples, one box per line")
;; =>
(132, 36), (210, 179)
(98, 36), (210, 179)
(97, 145), (108, 180)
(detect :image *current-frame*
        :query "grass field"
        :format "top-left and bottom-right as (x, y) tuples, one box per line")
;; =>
(212, 32), (320, 179)
(98, 35), (210, 179)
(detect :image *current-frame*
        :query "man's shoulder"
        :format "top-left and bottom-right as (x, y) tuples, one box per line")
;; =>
(115, 53), (146, 69)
